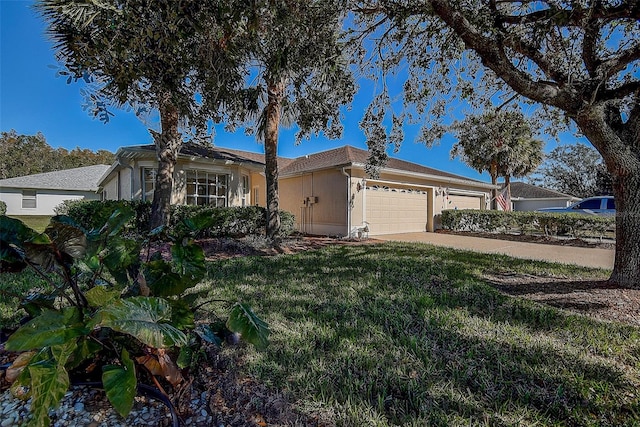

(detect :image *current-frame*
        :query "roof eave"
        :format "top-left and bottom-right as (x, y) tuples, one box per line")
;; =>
(351, 163), (496, 190)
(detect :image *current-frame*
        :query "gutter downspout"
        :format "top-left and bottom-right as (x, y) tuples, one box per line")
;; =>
(341, 168), (351, 238)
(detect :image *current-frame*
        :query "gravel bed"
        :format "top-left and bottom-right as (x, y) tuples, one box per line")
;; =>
(0, 385), (214, 426)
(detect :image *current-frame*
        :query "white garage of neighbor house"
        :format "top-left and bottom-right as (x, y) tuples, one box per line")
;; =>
(509, 182), (580, 212)
(99, 143), (495, 237)
(0, 165), (109, 216)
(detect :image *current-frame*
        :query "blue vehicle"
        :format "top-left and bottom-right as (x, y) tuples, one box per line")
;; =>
(537, 196), (615, 216)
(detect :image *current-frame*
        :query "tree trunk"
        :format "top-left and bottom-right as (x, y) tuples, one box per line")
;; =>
(575, 106), (640, 288)
(149, 94), (181, 230)
(264, 79), (285, 239)
(490, 162), (498, 210)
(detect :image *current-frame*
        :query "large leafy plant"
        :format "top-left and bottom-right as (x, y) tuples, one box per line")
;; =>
(0, 209), (269, 426)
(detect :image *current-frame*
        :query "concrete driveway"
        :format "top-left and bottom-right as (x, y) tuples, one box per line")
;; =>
(375, 232), (614, 270)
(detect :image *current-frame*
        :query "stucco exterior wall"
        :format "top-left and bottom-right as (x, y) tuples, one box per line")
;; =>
(0, 188), (100, 216)
(102, 159), (264, 208)
(249, 172), (266, 207)
(279, 169), (348, 236)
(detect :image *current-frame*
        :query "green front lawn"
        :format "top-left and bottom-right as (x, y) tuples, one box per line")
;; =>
(199, 242), (638, 426)
(8, 215), (52, 232)
(1, 241), (638, 426)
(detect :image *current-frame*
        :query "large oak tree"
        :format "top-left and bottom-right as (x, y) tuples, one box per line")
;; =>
(355, 0), (639, 287)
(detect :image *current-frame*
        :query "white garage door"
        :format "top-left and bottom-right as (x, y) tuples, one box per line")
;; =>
(448, 194), (483, 210)
(365, 187), (429, 235)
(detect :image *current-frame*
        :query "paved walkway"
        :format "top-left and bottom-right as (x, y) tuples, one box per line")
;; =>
(375, 232), (614, 270)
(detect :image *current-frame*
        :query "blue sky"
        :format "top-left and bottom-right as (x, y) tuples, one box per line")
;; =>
(0, 0), (579, 182)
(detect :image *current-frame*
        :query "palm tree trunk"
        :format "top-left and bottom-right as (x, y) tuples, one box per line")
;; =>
(490, 162), (498, 210)
(264, 79), (285, 239)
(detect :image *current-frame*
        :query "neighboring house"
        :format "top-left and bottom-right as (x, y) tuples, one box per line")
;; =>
(509, 181), (580, 212)
(100, 144), (494, 236)
(0, 165), (110, 216)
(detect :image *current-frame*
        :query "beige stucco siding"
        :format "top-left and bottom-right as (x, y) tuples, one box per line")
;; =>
(103, 159), (264, 208)
(447, 194), (483, 210)
(279, 170), (347, 235)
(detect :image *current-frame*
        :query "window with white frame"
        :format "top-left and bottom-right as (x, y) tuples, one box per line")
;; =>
(186, 171), (228, 206)
(22, 189), (36, 209)
(241, 175), (249, 207)
(142, 168), (155, 201)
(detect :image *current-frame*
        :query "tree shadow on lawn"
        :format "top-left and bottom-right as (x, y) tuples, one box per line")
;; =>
(205, 243), (640, 426)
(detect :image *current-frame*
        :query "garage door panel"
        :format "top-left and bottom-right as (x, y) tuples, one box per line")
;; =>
(366, 189), (429, 235)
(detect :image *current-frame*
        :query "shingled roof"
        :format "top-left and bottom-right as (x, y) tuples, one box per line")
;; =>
(129, 143), (267, 166)
(510, 182), (578, 199)
(116, 143), (486, 184)
(0, 165), (110, 192)
(279, 145), (483, 182)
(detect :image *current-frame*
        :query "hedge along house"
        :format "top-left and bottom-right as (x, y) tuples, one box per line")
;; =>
(99, 144), (494, 237)
(277, 146), (495, 236)
(0, 165), (109, 216)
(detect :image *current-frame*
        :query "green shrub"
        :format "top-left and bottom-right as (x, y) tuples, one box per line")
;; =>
(61, 200), (296, 238)
(441, 209), (614, 239)
(280, 210), (295, 236)
(57, 199), (151, 233)
(0, 200), (6, 215)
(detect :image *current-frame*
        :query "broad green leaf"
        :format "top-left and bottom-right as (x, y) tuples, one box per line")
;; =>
(94, 297), (187, 348)
(21, 221), (84, 273)
(195, 323), (223, 347)
(227, 303), (270, 350)
(50, 340), (78, 366)
(176, 345), (195, 369)
(183, 212), (215, 234)
(169, 299), (195, 330)
(20, 292), (57, 318)
(172, 242), (206, 283)
(50, 215), (83, 230)
(23, 241), (58, 272)
(27, 357), (70, 427)
(0, 244), (27, 272)
(5, 307), (88, 352)
(0, 215), (40, 246)
(86, 286), (121, 307)
(101, 207), (135, 237)
(103, 237), (141, 285)
(102, 348), (137, 418)
(144, 259), (191, 297)
(66, 337), (102, 371)
(44, 220), (87, 260)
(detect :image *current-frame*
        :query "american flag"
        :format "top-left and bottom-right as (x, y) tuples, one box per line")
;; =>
(496, 186), (511, 211)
